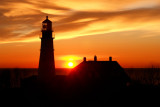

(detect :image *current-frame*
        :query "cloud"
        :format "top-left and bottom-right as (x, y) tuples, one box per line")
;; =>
(0, 0), (160, 43)
(52, 7), (160, 39)
(54, 0), (160, 11)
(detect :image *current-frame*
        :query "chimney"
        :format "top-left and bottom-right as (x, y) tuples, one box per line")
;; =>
(94, 55), (97, 61)
(46, 16), (48, 19)
(109, 56), (112, 61)
(83, 57), (86, 62)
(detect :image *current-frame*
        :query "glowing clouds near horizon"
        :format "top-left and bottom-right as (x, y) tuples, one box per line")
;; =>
(58, 55), (81, 68)
(59, 55), (82, 61)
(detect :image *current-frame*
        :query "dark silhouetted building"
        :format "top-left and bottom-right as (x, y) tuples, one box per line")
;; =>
(38, 16), (55, 82)
(68, 56), (130, 89)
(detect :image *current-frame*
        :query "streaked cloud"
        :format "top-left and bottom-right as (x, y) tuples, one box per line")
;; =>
(0, 0), (160, 43)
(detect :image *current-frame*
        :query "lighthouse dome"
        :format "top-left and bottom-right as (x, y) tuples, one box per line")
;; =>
(42, 16), (52, 23)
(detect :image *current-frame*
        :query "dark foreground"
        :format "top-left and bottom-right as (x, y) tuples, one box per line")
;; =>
(0, 68), (160, 107)
(0, 85), (160, 107)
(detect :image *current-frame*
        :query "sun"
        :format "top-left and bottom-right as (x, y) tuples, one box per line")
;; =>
(68, 62), (74, 68)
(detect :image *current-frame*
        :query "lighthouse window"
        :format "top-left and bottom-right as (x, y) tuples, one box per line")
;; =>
(42, 23), (47, 30)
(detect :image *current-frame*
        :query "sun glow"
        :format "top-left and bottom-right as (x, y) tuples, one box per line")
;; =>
(59, 55), (81, 61)
(68, 62), (74, 68)
(58, 55), (81, 68)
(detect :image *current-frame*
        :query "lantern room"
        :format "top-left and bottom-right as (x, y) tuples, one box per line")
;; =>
(42, 16), (52, 31)
(40, 16), (55, 39)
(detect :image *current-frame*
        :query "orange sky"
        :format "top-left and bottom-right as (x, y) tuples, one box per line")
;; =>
(0, 0), (160, 68)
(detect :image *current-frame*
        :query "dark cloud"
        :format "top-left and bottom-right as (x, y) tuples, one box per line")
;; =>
(57, 7), (160, 23)
(0, 28), (19, 41)
(16, 30), (40, 41)
(53, 7), (160, 33)
(32, 2), (71, 11)
(54, 21), (94, 32)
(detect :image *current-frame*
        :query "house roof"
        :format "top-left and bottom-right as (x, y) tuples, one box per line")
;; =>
(68, 60), (130, 86)
(71, 61), (125, 76)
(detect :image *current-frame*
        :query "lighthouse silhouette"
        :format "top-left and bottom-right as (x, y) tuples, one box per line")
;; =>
(38, 16), (55, 83)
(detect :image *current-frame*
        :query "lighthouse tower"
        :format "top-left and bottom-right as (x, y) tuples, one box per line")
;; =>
(38, 16), (55, 82)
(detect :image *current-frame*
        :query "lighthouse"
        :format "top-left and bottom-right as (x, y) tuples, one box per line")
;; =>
(38, 16), (55, 82)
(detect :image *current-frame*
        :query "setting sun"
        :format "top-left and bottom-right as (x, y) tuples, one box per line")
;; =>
(59, 55), (80, 68)
(68, 62), (74, 68)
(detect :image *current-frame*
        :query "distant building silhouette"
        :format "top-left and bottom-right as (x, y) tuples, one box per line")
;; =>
(83, 57), (86, 62)
(38, 16), (55, 82)
(109, 56), (112, 61)
(94, 55), (97, 61)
